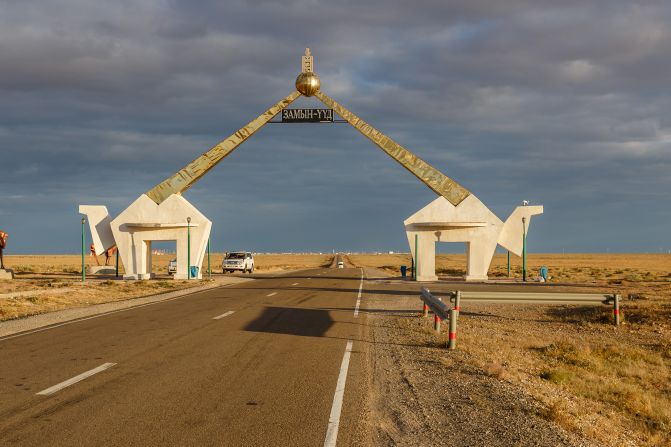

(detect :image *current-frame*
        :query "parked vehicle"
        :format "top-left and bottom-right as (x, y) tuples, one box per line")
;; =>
(222, 252), (254, 273)
(168, 258), (177, 274)
(337, 261), (344, 268)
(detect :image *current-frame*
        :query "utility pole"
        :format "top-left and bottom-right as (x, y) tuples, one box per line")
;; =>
(81, 217), (86, 283)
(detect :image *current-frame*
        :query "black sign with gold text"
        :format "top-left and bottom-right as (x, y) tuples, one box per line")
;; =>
(281, 108), (334, 123)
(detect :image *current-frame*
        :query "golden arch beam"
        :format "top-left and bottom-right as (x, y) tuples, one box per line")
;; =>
(146, 90), (301, 204)
(146, 48), (470, 207)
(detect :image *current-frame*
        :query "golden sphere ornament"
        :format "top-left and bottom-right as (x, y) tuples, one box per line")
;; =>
(295, 72), (320, 96)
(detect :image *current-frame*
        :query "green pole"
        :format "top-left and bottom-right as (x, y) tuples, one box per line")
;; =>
(507, 250), (510, 277)
(187, 217), (191, 280)
(81, 217), (86, 283)
(414, 234), (419, 281)
(522, 217), (527, 282)
(207, 238), (211, 279)
(115, 249), (119, 278)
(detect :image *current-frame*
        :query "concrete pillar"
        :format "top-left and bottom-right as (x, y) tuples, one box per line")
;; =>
(416, 234), (437, 282)
(465, 240), (496, 281)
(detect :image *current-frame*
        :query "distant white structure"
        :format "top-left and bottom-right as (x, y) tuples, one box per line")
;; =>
(405, 195), (543, 281)
(80, 194), (211, 280)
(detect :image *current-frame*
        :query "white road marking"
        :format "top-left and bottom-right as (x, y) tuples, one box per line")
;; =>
(292, 282), (299, 286)
(323, 340), (353, 447)
(266, 292), (277, 297)
(353, 268), (364, 318)
(213, 310), (235, 320)
(36, 363), (116, 396)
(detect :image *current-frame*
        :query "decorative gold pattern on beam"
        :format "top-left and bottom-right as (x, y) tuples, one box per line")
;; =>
(314, 90), (471, 206)
(146, 91), (302, 204)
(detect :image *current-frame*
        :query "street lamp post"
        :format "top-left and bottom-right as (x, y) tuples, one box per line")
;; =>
(187, 217), (191, 280)
(522, 216), (527, 282)
(81, 217), (86, 283)
(507, 250), (511, 277)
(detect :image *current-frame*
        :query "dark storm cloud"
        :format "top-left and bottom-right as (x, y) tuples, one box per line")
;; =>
(1, 0), (670, 253)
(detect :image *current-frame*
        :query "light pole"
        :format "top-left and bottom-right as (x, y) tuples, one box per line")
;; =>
(507, 250), (510, 278)
(81, 217), (86, 283)
(187, 217), (191, 280)
(522, 216), (527, 282)
(207, 238), (211, 279)
(414, 234), (419, 281)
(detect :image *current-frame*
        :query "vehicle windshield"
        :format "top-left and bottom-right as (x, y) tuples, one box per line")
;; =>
(226, 253), (245, 259)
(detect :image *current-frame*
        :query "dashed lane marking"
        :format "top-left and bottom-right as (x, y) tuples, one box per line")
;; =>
(36, 363), (117, 396)
(266, 292), (277, 297)
(292, 282), (299, 286)
(213, 310), (235, 320)
(353, 268), (364, 318)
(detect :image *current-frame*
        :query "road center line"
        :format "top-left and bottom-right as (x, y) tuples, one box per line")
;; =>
(213, 310), (235, 320)
(353, 268), (364, 318)
(266, 292), (277, 297)
(36, 363), (117, 396)
(323, 340), (353, 447)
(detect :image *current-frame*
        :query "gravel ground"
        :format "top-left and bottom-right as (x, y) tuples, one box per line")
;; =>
(360, 268), (596, 446)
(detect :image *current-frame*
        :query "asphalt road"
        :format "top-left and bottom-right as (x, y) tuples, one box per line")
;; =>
(0, 267), (368, 446)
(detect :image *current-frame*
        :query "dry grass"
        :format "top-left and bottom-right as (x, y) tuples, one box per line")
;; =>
(0, 279), (195, 321)
(349, 252), (671, 281)
(536, 341), (670, 437)
(350, 253), (671, 445)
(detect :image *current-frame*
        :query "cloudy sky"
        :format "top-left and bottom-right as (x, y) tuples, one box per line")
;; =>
(1, 0), (670, 254)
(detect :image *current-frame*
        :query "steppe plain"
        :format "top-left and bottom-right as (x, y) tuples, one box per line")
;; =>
(1, 253), (669, 446)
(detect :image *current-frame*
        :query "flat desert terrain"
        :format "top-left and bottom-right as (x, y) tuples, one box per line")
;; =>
(1, 252), (669, 445)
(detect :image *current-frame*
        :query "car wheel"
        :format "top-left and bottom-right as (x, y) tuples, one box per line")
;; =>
(249, 265), (254, 274)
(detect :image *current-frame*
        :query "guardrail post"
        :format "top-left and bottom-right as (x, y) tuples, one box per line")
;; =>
(455, 291), (461, 312)
(434, 314), (441, 332)
(613, 294), (621, 326)
(448, 309), (458, 350)
(423, 303), (428, 317)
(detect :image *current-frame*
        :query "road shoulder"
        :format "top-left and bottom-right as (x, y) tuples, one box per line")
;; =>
(0, 276), (253, 338)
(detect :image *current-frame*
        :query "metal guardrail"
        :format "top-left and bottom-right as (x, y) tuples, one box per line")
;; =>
(420, 288), (621, 350)
(420, 288), (458, 349)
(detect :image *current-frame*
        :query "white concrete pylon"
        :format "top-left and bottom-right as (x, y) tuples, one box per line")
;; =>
(80, 194), (212, 280)
(110, 194), (212, 280)
(404, 195), (543, 281)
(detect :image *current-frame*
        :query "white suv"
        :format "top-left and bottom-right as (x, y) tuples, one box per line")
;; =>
(223, 252), (254, 273)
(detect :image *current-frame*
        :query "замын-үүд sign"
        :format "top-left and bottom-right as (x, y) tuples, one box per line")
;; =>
(281, 108), (333, 123)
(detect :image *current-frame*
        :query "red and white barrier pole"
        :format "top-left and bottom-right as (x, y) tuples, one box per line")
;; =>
(448, 308), (458, 350)
(613, 294), (621, 326)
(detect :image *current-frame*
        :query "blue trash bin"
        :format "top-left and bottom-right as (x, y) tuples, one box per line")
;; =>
(190, 266), (199, 278)
(400, 265), (407, 277)
(539, 266), (548, 281)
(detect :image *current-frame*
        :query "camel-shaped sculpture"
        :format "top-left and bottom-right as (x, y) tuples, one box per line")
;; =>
(79, 49), (543, 281)
(0, 230), (7, 270)
(405, 195), (543, 281)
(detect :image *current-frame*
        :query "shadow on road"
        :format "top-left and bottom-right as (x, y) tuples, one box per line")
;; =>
(243, 306), (334, 338)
